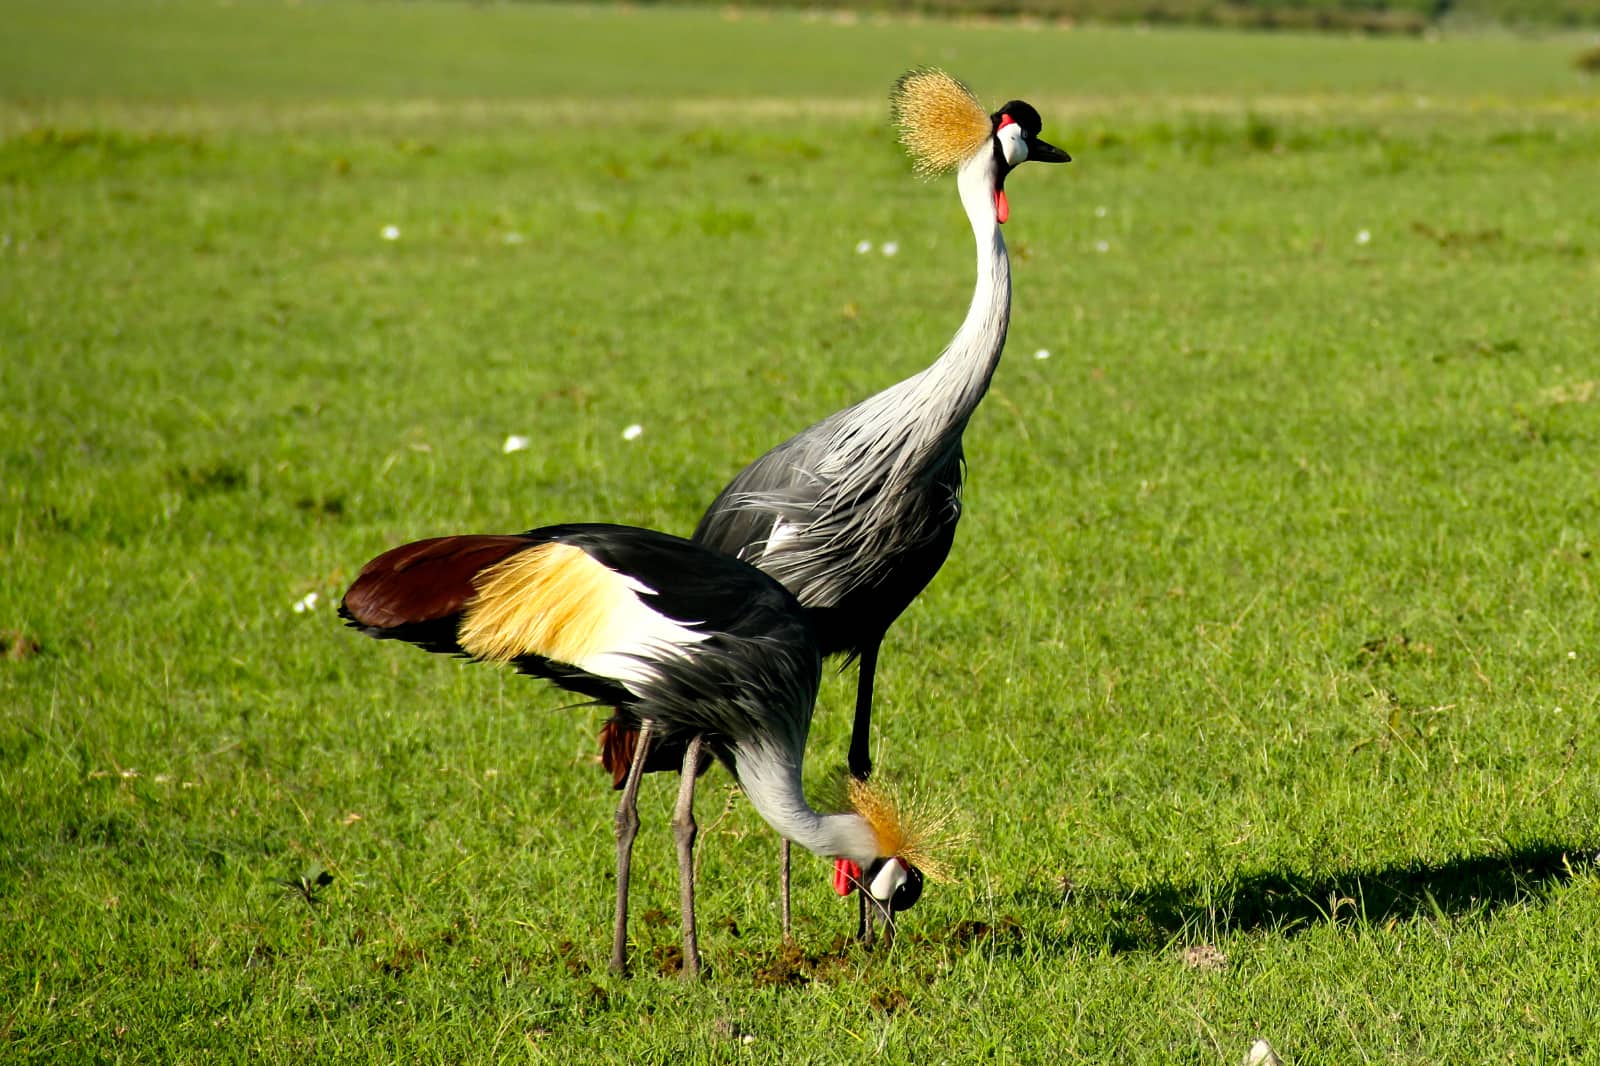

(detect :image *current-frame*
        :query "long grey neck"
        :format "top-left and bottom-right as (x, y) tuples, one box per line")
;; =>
(732, 742), (880, 867)
(917, 155), (1012, 428)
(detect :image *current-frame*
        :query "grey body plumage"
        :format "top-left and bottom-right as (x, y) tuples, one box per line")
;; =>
(695, 270), (1006, 620)
(694, 137), (1029, 782)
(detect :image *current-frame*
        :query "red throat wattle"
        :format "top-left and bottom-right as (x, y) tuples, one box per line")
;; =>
(832, 858), (861, 896)
(995, 188), (1009, 225)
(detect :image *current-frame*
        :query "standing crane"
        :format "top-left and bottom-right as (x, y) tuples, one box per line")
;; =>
(601, 69), (1069, 934)
(339, 523), (935, 978)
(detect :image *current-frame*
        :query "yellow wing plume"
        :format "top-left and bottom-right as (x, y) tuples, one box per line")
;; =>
(459, 542), (627, 666)
(891, 67), (993, 176)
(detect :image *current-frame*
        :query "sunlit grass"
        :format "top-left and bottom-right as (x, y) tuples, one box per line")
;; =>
(3, 1), (1600, 1062)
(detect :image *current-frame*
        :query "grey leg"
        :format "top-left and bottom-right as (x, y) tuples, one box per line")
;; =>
(610, 721), (653, 976)
(672, 734), (704, 979)
(859, 889), (876, 947)
(847, 642), (879, 782)
(850, 644), (880, 945)
(780, 838), (792, 941)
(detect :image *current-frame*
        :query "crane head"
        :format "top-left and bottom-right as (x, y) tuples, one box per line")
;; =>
(832, 855), (926, 912)
(891, 68), (1071, 225)
(990, 100), (1071, 224)
(826, 777), (954, 913)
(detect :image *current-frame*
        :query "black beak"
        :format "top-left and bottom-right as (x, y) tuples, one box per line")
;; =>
(1029, 136), (1071, 164)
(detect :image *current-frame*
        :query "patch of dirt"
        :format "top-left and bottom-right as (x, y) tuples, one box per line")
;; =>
(1, 629), (41, 661)
(1542, 380), (1599, 406)
(1179, 943), (1229, 972)
(377, 940), (427, 977)
(243, 940), (278, 971)
(711, 1017), (755, 1043)
(1411, 220), (1504, 252)
(651, 942), (684, 977)
(868, 986), (911, 1014)
(938, 915), (1026, 955)
(554, 939), (587, 977)
(170, 461), (248, 499)
(294, 495), (346, 517)
(1355, 633), (1433, 667)
(750, 941), (814, 989)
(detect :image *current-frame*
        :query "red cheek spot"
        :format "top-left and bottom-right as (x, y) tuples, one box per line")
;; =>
(998, 113), (1017, 130)
(832, 858), (861, 896)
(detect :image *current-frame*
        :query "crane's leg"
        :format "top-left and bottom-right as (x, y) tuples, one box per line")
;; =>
(611, 721), (653, 977)
(671, 734), (704, 980)
(850, 643), (881, 944)
(780, 838), (792, 941)
(847, 642), (880, 782)
(879, 898), (897, 950)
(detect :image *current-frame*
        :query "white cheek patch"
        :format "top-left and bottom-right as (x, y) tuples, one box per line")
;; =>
(868, 858), (910, 902)
(999, 125), (1029, 167)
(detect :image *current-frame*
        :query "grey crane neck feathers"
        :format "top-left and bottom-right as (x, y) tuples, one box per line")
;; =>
(732, 740), (882, 865)
(738, 144), (1012, 607)
(834, 150), (1008, 477)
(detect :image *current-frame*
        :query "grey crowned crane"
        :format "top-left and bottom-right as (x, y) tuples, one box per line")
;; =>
(601, 69), (1069, 934)
(339, 524), (939, 978)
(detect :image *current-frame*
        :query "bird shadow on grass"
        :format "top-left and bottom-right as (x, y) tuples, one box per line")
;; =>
(991, 841), (1598, 957)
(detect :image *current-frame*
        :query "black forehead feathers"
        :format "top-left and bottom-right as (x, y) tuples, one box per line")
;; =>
(991, 100), (1043, 137)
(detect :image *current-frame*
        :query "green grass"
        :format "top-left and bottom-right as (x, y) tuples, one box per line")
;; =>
(4, 1), (1600, 1061)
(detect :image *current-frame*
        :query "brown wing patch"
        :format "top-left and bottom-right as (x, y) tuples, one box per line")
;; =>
(459, 542), (626, 665)
(891, 68), (992, 176)
(343, 535), (531, 629)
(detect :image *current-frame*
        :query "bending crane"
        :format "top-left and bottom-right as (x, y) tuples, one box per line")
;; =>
(340, 523), (932, 977)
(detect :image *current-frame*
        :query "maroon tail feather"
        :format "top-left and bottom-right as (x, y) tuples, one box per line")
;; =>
(344, 533), (715, 788)
(340, 535), (533, 645)
(599, 720), (712, 789)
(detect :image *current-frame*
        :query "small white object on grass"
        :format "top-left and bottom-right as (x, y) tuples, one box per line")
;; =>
(881, 241), (899, 257)
(1094, 240), (1110, 253)
(502, 435), (531, 454)
(380, 225), (401, 241)
(503, 232), (527, 245)
(622, 424), (643, 441)
(1034, 348), (1051, 360)
(1094, 205), (1108, 217)
(855, 239), (873, 254)
(1355, 229), (1372, 245)
(1243, 1038), (1284, 1066)
(292, 591), (319, 614)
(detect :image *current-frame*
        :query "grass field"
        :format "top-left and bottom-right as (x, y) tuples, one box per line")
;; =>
(4, 1), (1600, 1061)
